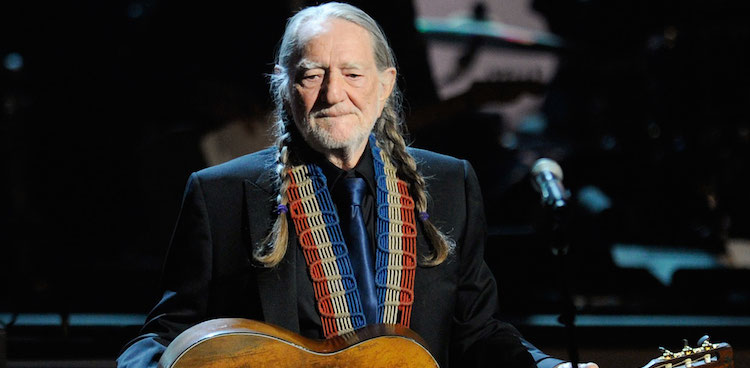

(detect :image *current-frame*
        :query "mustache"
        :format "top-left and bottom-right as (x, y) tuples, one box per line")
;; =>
(312, 107), (354, 118)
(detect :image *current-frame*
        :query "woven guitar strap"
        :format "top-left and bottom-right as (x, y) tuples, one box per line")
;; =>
(286, 135), (417, 338)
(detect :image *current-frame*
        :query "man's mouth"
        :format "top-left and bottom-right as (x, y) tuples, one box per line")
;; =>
(315, 109), (352, 118)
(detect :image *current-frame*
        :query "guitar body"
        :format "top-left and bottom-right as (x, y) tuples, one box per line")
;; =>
(158, 318), (440, 368)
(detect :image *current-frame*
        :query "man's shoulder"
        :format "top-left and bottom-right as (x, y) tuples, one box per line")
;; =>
(194, 147), (276, 183)
(407, 146), (466, 176)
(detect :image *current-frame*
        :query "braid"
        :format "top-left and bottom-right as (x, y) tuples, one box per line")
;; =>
(254, 124), (293, 267)
(375, 106), (455, 266)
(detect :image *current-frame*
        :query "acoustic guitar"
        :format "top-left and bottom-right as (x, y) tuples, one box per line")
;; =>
(158, 318), (734, 368)
(158, 318), (439, 368)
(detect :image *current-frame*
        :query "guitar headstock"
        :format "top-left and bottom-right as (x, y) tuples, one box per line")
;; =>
(642, 336), (733, 368)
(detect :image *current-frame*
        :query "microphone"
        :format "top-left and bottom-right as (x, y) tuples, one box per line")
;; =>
(531, 158), (570, 210)
(531, 159), (579, 367)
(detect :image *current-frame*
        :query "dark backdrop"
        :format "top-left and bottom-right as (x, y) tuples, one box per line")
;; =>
(2, 0), (749, 339)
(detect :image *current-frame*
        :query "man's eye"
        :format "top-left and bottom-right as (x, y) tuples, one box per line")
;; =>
(347, 74), (362, 79)
(300, 74), (322, 86)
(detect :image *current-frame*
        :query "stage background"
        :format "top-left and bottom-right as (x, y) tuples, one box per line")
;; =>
(2, 0), (749, 366)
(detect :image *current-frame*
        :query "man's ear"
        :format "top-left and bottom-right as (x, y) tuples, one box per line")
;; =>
(379, 67), (397, 102)
(274, 65), (291, 105)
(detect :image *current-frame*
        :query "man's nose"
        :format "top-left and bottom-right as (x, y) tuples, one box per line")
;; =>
(322, 73), (345, 104)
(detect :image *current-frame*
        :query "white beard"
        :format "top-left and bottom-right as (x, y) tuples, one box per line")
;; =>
(298, 115), (373, 153)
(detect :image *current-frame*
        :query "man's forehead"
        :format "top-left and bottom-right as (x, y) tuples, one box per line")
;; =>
(293, 18), (375, 70)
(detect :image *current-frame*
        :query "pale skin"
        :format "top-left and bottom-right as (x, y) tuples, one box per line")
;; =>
(284, 18), (396, 170)
(283, 16), (599, 368)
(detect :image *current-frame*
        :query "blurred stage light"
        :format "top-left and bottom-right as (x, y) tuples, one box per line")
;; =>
(577, 185), (611, 214)
(500, 132), (519, 149)
(4, 52), (24, 71)
(518, 113), (548, 135)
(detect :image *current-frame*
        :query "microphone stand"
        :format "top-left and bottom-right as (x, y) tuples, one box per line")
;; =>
(541, 201), (580, 367)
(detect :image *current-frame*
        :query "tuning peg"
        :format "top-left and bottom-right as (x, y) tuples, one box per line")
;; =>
(682, 339), (692, 352)
(697, 335), (710, 347)
(659, 346), (673, 358)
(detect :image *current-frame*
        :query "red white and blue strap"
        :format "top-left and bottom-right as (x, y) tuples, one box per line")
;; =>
(372, 136), (417, 326)
(287, 164), (365, 337)
(285, 135), (417, 338)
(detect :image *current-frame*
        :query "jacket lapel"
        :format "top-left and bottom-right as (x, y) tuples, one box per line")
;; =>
(244, 172), (300, 333)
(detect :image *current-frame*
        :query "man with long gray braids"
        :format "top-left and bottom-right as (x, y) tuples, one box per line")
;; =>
(118, 3), (598, 367)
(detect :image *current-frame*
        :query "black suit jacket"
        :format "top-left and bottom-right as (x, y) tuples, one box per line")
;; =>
(117, 147), (563, 368)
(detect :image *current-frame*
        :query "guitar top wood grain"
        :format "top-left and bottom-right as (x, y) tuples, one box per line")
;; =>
(159, 318), (440, 368)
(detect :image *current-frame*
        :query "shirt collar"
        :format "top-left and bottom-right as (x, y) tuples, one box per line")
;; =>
(312, 142), (377, 196)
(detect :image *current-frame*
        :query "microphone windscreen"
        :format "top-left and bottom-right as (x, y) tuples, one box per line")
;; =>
(531, 158), (563, 179)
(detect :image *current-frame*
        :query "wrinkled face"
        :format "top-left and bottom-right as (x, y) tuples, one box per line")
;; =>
(289, 18), (395, 157)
